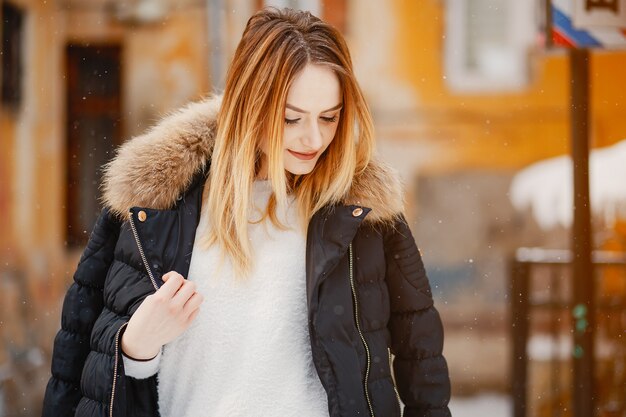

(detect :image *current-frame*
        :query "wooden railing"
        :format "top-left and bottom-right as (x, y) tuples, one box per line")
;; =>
(510, 248), (626, 417)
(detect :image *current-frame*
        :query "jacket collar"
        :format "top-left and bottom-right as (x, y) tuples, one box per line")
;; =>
(305, 204), (372, 307)
(101, 94), (405, 224)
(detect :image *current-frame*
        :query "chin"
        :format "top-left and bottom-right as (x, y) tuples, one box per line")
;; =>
(285, 163), (316, 175)
(286, 167), (315, 175)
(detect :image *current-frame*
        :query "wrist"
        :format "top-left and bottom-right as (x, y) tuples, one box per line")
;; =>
(122, 347), (160, 361)
(121, 331), (161, 360)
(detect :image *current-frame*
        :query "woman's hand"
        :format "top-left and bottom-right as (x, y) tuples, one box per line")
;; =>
(121, 271), (204, 359)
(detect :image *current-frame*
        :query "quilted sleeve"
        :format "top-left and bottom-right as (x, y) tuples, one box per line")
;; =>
(384, 214), (451, 417)
(42, 208), (121, 417)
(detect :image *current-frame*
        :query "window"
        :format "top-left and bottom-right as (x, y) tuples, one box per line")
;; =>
(2, 1), (24, 110)
(444, 0), (536, 93)
(259, 0), (347, 33)
(262, 0), (321, 16)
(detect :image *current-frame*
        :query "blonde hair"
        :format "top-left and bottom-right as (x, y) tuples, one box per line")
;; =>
(202, 7), (375, 278)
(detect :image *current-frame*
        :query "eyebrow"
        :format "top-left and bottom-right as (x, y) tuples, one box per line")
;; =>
(286, 102), (343, 114)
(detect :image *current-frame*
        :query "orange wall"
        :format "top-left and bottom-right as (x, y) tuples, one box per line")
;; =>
(390, 0), (626, 173)
(0, 114), (15, 253)
(0, 0), (64, 260)
(0, 0), (210, 276)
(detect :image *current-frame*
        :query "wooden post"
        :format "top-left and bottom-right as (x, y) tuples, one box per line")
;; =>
(511, 259), (530, 417)
(569, 47), (595, 417)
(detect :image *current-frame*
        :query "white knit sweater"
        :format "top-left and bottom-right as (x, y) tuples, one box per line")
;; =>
(122, 180), (329, 417)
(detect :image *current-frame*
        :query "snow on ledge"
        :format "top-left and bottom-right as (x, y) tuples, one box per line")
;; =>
(509, 140), (626, 230)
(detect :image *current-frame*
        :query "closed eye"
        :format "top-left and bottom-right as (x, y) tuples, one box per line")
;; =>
(321, 115), (338, 123)
(285, 118), (300, 125)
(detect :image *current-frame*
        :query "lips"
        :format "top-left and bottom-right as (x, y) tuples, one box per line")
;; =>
(288, 149), (318, 160)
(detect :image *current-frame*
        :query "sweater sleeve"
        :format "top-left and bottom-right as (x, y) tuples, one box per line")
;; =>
(42, 207), (121, 417)
(122, 347), (162, 379)
(383, 214), (451, 417)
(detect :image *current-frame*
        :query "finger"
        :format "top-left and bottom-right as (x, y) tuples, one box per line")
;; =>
(158, 272), (185, 299)
(171, 280), (197, 310)
(161, 271), (179, 282)
(186, 307), (200, 324)
(182, 292), (204, 316)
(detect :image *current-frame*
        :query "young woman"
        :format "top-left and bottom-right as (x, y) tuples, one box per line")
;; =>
(43, 7), (450, 417)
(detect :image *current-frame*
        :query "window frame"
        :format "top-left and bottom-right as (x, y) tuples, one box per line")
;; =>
(444, 0), (537, 93)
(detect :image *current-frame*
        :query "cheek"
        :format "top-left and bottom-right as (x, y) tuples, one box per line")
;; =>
(322, 125), (339, 148)
(282, 129), (298, 149)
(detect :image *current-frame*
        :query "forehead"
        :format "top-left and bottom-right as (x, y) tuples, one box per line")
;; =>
(286, 64), (341, 111)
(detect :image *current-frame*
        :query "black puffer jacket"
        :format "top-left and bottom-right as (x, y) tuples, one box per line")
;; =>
(42, 96), (451, 417)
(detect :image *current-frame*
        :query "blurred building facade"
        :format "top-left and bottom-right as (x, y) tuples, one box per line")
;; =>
(0, 0), (213, 413)
(1, 0), (626, 414)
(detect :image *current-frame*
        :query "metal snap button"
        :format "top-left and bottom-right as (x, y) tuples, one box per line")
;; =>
(352, 207), (363, 217)
(138, 210), (147, 222)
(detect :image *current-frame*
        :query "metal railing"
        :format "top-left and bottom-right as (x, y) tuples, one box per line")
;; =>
(510, 248), (626, 417)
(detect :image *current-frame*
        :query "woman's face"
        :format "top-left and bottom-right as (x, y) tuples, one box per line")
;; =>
(259, 63), (342, 178)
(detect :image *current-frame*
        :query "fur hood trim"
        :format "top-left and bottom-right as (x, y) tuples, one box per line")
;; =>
(101, 95), (405, 224)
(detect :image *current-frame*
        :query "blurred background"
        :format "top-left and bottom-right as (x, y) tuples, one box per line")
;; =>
(1, 0), (625, 416)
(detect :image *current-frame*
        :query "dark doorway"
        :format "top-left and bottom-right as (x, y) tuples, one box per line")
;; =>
(65, 44), (122, 246)
(2, 1), (24, 110)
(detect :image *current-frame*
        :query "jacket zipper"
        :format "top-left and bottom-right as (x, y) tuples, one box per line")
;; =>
(348, 243), (375, 417)
(108, 212), (158, 416)
(110, 321), (129, 417)
(128, 211), (159, 291)
(388, 347), (403, 415)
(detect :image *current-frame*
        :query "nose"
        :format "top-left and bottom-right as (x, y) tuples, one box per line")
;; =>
(302, 119), (323, 151)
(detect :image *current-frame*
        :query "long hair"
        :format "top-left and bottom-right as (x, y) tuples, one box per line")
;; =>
(202, 7), (375, 278)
